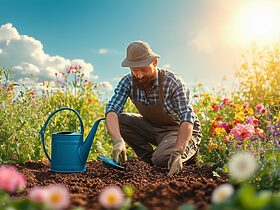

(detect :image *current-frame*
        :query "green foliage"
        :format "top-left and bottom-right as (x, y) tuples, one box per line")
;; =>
(234, 45), (280, 106)
(254, 148), (280, 191)
(210, 184), (280, 210)
(0, 67), (135, 163)
(0, 190), (48, 210)
(120, 185), (147, 210)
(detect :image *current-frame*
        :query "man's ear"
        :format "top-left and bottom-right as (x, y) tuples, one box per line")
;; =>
(152, 58), (158, 67)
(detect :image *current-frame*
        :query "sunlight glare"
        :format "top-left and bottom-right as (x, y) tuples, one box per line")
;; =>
(230, 2), (280, 45)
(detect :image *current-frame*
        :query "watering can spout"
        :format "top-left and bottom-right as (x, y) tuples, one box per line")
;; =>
(79, 117), (105, 164)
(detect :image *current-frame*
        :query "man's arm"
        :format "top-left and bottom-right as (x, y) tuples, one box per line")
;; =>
(168, 78), (195, 176)
(175, 121), (193, 152)
(105, 111), (127, 162)
(105, 75), (131, 162)
(105, 111), (122, 140)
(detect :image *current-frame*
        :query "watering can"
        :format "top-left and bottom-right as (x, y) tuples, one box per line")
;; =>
(39, 107), (105, 173)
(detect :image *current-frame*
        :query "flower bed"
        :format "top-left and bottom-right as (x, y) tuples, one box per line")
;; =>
(14, 158), (226, 210)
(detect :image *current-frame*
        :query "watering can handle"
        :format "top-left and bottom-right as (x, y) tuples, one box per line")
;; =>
(39, 107), (84, 163)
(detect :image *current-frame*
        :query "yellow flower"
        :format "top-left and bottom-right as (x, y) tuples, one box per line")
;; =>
(274, 112), (280, 121)
(214, 127), (226, 137)
(208, 143), (218, 153)
(198, 83), (203, 87)
(234, 104), (243, 111)
(219, 145), (226, 150)
(247, 108), (254, 115)
(234, 112), (245, 122)
(201, 93), (210, 98)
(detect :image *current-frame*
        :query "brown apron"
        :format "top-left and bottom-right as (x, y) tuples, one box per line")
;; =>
(132, 70), (178, 126)
(132, 69), (198, 163)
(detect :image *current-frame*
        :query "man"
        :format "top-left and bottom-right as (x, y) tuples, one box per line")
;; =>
(105, 40), (202, 177)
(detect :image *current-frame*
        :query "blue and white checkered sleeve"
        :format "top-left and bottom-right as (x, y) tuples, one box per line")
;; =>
(105, 75), (131, 116)
(172, 81), (196, 125)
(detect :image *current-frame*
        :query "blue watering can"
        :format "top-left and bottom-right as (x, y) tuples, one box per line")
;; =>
(39, 107), (105, 173)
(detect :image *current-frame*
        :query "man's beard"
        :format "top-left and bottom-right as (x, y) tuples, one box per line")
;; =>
(132, 71), (157, 90)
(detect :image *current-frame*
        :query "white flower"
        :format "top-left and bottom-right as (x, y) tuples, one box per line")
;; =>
(228, 151), (258, 181)
(98, 186), (125, 209)
(45, 184), (70, 210)
(211, 183), (234, 204)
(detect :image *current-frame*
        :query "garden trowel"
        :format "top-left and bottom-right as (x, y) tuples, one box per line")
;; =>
(98, 154), (125, 170)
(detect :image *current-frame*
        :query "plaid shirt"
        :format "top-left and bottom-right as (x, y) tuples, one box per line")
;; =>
(106, 69), (199, 126)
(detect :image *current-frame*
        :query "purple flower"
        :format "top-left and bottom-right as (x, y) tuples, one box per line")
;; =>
(274, 140), (280, 147)
(251, 136), (259, 141)
(273, 130), (280, 137)
(236, 141), (243, 147)
(268, 114), (274, 121)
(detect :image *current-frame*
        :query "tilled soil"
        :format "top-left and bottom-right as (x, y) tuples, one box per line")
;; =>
(15, 158), (227, 210)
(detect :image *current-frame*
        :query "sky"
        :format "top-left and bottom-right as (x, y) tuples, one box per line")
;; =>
(1, 0), (280, 92)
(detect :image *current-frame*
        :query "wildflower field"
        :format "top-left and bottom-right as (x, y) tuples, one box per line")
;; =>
(0, 48), (280, 210)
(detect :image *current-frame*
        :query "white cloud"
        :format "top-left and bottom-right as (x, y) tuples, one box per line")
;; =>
(188, 29), (214, 53)
(0, 23), (95, 82)
(98, 48), (117, 55)
(98, 48), (109, 54)
(0, 23), (20, 41)
(100, 81), (113, 90)
(161, 64), (171, 69)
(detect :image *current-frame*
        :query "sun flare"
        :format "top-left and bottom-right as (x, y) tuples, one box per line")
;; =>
(230, 1), (280, 45)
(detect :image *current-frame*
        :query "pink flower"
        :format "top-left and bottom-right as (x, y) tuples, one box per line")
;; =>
(230, 124), (255, 140)
(29, 186), (48, 202)
(255, 104), (264, 111)
(99, 186), (125, 209)
(222, 98), (230, 105)
(0, 165), (26, 193)
(259, 108), (267, 114)
(245, 117), (259, 126)
(255, 128), (265, 137)
(29, 184), (70, 210)
(243, 102), (250, 108)
(45, 184), (70, 210)
(218, 122), (230, 133)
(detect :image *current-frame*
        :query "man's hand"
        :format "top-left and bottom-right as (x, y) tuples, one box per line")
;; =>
(167, 148), (183, 177)
(113, 138), (127, 163)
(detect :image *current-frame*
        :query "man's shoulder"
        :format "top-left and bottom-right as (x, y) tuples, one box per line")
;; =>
(119, 73), (132, 84)
(159, 68), (186, 87)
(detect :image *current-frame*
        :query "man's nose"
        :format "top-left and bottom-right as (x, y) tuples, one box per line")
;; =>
(135, 72), (143, 79)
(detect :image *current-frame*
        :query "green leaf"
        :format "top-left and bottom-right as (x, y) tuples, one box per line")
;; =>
(212, 171), (221, 177)
(179, 204), (196, 210)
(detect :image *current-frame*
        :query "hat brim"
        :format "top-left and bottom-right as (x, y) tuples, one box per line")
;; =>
(121, 54), (160, 68)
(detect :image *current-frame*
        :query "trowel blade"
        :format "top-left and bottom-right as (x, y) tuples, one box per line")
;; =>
(98, 154), (125, 170)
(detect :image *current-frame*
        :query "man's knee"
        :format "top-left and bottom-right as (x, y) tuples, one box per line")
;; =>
(119, 113), (141, 127)
(151, 152), (169, 168)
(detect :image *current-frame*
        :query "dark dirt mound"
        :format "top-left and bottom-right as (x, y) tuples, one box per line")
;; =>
(14, 158), (227, 210)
